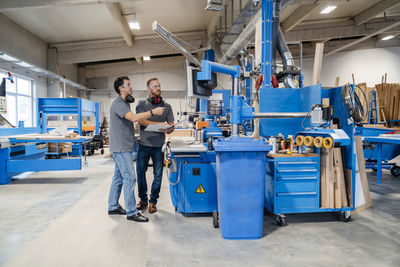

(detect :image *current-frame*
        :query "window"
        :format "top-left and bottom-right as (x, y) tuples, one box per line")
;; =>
(0, 71), (35, 127)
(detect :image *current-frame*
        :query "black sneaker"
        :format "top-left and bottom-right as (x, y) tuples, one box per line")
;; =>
(127, 212), (149, 222)
(108, 206), (126, 215)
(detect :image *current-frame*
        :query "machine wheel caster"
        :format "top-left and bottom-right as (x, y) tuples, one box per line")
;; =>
(275, 214), (286, 227)
(90, 149), (95, 155)
(101, 149), (104, 155)
(212, 210), (219, 228)
(390, 166), (400, 177)
(174, 206), (177, 212)
(339, 211), (351, 222)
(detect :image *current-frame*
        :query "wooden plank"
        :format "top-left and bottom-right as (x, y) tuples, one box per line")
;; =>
(345, 169), (353, 208)
(354, 136), (373, 208)
(335, 77), (340, 87)
(333, 148), (342, 209)
(312, 42), (324, 85)
(268, 153), (318, 158)
(379, 109), (386, 124)
(322, 98), (330, 106)
(328, 149), (335, 209)
(9, 134), (85, 140)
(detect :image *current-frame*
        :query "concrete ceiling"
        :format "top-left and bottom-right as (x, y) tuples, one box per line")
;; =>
(1, 0), (400, 64)
(2, 0), (213, 43)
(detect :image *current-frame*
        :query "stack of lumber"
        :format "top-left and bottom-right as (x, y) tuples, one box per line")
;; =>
(375, 83), (400, 122)
(357, 83), (374, 123)
(320, 147), (349, 209)
(48, 142), (72, 153)
(320, 140), (373, 211)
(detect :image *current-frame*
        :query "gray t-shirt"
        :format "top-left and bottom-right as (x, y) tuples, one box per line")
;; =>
(109, 96), (135, 152)
(136, 98), (174, 147)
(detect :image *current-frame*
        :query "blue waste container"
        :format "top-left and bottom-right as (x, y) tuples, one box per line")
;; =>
(214, 137), (271, 239)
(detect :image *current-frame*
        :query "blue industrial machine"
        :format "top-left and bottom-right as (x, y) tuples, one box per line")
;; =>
(167, 143), (217, 214)
(159, 0), (360, 233)
(356, 126), (400, 183)
(37, 98), (100, 156)
(0, 97), (96, 185)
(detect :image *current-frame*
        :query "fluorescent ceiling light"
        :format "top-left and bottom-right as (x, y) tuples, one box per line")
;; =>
(320, 5), (337, 14)
(128, 21), (140, 30)
(143, 56), (151, 61)
(15, 62), (34, 68)
(0, 53), (19, 62)
(381, 35), (394, 41)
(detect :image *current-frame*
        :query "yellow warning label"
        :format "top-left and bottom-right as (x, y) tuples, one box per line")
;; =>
(195, 184), (206, 193)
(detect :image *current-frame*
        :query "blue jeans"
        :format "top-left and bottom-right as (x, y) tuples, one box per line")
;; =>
(136, 145), (164, 204)
(108, 152), (138, 217)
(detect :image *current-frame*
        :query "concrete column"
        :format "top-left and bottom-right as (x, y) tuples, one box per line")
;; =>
(78, 66), (87, 99)
(47, 48), (60, 97)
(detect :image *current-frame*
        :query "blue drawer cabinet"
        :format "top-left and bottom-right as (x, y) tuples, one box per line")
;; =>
(265, 154), (320, 214)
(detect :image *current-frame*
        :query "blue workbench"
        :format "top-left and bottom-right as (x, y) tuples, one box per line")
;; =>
(363, 136), (400, 184)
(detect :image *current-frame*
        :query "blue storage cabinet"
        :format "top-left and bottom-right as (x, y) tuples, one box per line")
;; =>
(265, 154), (320, 215)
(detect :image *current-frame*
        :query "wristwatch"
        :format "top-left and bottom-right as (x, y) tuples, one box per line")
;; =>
(150, 109), (154, 116)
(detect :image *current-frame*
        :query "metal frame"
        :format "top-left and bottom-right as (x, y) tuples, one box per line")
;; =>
(363, 136), (400, 184)
(37, 98), (99, 136)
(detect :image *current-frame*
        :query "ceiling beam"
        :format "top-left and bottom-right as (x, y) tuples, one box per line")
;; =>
(56, 33), (205, 64)
(353, 0), (400, 25)
(281, 3), (321, 32)
(105, 2), (133, 47)
(281, 35), (400, 58)
(0, 0), (130, 11)
(84, 56), (186, 79)
(325, 20), (400, 56)
(284, 16), (400, 42)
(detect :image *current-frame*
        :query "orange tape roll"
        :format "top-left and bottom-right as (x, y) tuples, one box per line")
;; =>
(304, 136), (314, 147)
(295, 135), (304, 146)
(323, 137), (334, 149)
(314, 136), (324, 148)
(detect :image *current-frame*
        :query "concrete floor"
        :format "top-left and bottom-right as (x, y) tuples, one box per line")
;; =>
(0, 149), (399, 267)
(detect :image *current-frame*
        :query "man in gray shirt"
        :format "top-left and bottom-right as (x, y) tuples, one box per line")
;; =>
(108, 76), (165, 222)
(136, 78), (174, 213)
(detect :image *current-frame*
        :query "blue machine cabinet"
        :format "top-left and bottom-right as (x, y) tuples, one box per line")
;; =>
(265, 154), (320, 215)
(169, 151), (218, 214)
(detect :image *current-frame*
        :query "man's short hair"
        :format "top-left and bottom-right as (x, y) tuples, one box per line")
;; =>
(146, 78), (158, 88)
(114, 76), (129, 94)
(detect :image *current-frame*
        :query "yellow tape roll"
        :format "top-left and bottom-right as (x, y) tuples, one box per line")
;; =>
(295, 135), (304, 146)
(304, 136), (314, 147)
(323, 137), (334, 149)
(314, 136), (324, 148)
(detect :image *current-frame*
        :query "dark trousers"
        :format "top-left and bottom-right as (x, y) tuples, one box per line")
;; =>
(136, 144), (164, 204)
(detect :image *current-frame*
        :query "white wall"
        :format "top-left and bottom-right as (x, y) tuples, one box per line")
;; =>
(0, 13), (47, 69)
(302, 46), (400, 87)
(87, 56), (192, 122)
(0, 13), (49, 100)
